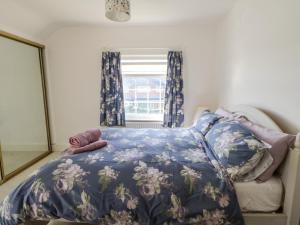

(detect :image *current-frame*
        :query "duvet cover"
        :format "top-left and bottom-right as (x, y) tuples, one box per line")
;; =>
(0, 128), (244, 225)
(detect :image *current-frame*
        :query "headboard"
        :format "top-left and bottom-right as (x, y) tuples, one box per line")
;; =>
(226, 105), (300, 225)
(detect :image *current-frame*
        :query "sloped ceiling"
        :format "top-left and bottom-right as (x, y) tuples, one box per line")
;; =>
(0, 0), (236, 40)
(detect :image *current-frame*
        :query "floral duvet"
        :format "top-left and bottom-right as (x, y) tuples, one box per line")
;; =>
(0, 128), (244, 225)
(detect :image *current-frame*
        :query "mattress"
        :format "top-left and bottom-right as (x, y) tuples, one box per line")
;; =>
(234, 176), (283, 212)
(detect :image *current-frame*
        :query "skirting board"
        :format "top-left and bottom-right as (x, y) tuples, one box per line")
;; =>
(243, 213), (287, 225)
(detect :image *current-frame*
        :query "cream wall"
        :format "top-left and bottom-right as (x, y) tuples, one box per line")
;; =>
(216, 0), (300, 134)
(45, 25), (219, 147)
(0, 0), (57, 41)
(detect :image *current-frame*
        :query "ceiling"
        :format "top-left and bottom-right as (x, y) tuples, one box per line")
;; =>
(0, 0), (236, 39)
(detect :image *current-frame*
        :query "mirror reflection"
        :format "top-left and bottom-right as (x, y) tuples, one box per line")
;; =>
(0, 33), (51, 182)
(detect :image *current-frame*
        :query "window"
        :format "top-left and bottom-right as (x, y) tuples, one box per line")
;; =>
(121, 52), (167, 121)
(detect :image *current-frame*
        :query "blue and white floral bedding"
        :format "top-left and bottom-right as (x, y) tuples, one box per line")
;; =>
(0, 128), (244, 225)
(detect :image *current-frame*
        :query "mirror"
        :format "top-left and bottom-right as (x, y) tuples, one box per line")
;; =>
(0, 31), (51, 183)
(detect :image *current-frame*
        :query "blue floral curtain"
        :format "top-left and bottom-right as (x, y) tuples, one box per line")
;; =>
(163, 51), (184, 128)
(100, 52), (126, 127)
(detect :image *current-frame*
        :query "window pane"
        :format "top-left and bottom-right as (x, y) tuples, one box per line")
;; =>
(123, 76), (166, 121)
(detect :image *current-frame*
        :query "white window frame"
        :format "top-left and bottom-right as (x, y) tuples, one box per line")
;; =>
(121, 49), (168, 122)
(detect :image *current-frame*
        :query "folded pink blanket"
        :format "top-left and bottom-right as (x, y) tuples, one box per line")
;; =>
(68, 140), (108, 155)
(69, 128), (101, 148)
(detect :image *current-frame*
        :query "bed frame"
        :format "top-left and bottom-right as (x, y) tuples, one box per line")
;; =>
(25, 105), (300, 225)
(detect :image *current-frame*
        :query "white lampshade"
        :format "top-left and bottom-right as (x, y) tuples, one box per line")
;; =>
(105, 0), (131, 22)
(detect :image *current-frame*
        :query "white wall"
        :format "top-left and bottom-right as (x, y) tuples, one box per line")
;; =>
(216, 0), (300, 134)
(45, 25), (219, 147)
(0, 0), (56, 42)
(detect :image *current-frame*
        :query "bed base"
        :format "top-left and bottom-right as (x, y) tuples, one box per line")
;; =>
(243, 213), (287, 225)
(23, 213), (289, 225)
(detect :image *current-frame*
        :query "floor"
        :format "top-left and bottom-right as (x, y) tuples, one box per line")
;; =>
(1, 150), (48, 175)
(0, 152), (60, 201)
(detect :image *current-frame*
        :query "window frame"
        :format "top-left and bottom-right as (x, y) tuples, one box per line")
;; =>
(121, 50), (168, 122)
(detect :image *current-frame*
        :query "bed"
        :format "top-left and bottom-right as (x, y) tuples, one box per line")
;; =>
(1, 105), (300, 225)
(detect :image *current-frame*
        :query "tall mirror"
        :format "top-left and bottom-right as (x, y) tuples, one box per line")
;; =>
(0, 31), (51, 183)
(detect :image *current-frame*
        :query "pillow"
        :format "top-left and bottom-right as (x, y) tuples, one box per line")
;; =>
(193, 106), (210, 126)
(215, 107), (296, 182)
(216, 107), (248, 120)
(205, 119), (269, 181)
(215, 107), (234, 118)
(239, 150), (273, 182)
(239, 118), (296, 182)
(216, 107), (274, 181)
(194, 111), (222, 135)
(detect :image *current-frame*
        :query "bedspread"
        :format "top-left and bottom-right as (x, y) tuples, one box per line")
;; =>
(0, 128), (244, 225)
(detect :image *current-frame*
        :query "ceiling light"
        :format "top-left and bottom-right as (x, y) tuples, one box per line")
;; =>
(105, 0), (131, 22)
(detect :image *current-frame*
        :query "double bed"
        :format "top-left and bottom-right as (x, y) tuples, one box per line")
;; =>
(0, 105), (299, 225)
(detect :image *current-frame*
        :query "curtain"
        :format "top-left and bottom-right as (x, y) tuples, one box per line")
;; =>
(163, 51), (184, 128)
(100, 52), (126, 127)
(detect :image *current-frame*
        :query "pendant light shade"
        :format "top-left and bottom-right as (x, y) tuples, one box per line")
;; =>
(105, 0), (131, 22)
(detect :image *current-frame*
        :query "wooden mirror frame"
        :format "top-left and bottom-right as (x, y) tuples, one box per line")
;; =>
(0, 30), (52, 184)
